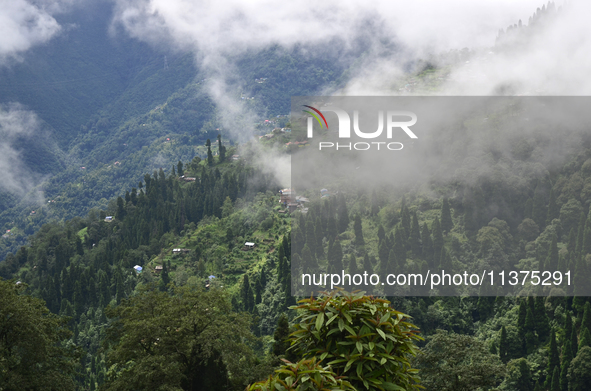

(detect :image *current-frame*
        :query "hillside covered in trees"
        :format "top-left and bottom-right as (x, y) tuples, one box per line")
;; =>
(4, 1), (591, 391)
(4, 112), (591, 390)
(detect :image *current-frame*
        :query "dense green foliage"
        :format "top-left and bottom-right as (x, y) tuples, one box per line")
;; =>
(248, 358), (356, 391)
(103, 284), (262, 391)
(289, 291), (422, 391)
(0, 279), (77, 390)
(3, 4), (591, 391)
(415, 330), (504, 391)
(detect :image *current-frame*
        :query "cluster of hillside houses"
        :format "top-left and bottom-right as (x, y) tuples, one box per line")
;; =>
(279, 188), (310, 214)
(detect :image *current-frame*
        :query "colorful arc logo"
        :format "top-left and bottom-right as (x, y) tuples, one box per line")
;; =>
(302, 105), (329, 129)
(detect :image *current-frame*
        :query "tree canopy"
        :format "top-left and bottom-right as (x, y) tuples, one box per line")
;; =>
(0, 279), (77, 391)
(103, 284), (263, 391)
(288, 290), (422, 391)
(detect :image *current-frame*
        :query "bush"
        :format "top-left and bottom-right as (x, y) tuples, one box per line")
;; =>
(247, 357), (355, 391)
(288, 290), (422, 391)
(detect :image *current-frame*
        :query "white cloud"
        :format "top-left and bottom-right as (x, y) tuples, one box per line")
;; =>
(0, 103), (46, 202)
(0, 0), (65, 63)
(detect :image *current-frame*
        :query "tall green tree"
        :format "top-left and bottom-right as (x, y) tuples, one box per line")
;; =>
(535, 296), (550, 341)
(525, 307), (538, 354)
(578, 327), (591, 350)
(432, 217), (444, 265)
(353, 214), (364, 246)
(499, 325), (509, 363)
(272, 313), (290, 357)
(560, 336), (573, 391)
(551, 366), (560, 391)
(547, 330), (560, 385)
(416, 330), (505, 391)
(401, 205), (411, 238)
(337, 195), (349, 234)
(217, 134), (226, 162)
(241, 274), (255, 312)
(0, 279), (77, 390)
(348, 254), (359, 275)
(104, 284), (258, 391)
(441, 198), (454, 233)
(410, 212), (422, 258)
(421, 222), (433, 265)
(206, 139), (214, 166)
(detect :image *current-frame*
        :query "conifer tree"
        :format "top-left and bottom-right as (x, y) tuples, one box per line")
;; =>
(337, 195), (349, 233)
(401, 206), (411, 238)
(116, 196), (125, 220)
(441, 198), (453, 233)
(363, 253), (373, 274)
(422, 222), (433, 265)
(273, 314), (290, 357)
(284, 273), (296, 309)
(177, 161), (184, 176)
(550, 366), (560, 391)
(560, 337), (573, 391)
(535, 296), (550, 341)
(301, 245), (318, 274)
(377, 225), (385, 245)
(582, 302), (591, 335)
(499, 325), (509, 363)
(379, 250), (393, 276)
(515, 359), (534, 391)
(378, 241), (390, 270)
(578, 327), (591, 350)
(305, 220), (317, 256)
(518, 300), (527, 342)
(353, 215), (364, 246)
(410, 212), (422, 258)
(332, 239), (343, 270)
(206, 139), (214, 166)
(241, 274), (254, 312)
(327, 216), (337, 241)
(548, 330), (559, 380)
(217, 134), (226, 162)
(348, 254), (359, 275)
(571, 326), (579, 358)
(525, 307), (538, 354)
(315, 217), (324, 258)
(432, 217), (444, 265)
(393, 229), (406, 267)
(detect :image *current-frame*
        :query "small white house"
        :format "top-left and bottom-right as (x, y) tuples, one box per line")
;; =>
(244, 242), (255, 250)
(133, 265), (143, 274)
(105, 216), (113, 222)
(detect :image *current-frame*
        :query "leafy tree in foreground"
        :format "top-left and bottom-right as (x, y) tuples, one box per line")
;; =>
(0, 279), (77, 390)
(103, 284), (260, 391)
(415, 330), (505, 391)
(248, 357), (355, 391)
(288, 290), (422, 391)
